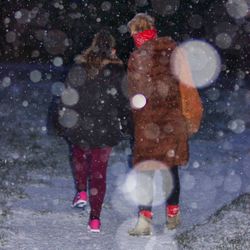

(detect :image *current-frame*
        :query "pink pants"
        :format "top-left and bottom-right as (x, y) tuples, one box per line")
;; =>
(71, 145), (112, 219)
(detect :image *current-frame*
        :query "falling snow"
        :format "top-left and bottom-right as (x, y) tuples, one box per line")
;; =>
(0, 0), (250, 249)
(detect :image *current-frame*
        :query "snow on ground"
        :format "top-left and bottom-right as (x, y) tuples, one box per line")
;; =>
(0, 73), (250, 249)
(177, 193), (250, 250)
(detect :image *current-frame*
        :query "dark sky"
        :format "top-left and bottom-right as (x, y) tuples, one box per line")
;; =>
(0, 0), (249, 72)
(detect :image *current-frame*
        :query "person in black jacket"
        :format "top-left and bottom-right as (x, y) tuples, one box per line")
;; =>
(54, 30), (131, 233)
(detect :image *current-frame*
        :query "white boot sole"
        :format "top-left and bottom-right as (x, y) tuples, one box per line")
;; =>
(88, 225), (100, 233)
(71, 200), (87, 208)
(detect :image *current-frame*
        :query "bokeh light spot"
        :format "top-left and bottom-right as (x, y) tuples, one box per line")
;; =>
(61, 88), (79, 106)
(171, 40), (221, 88)
(130, 94), (146, 109)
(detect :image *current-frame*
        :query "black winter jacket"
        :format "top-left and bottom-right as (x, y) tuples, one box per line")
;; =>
(54, 58), (132, 148)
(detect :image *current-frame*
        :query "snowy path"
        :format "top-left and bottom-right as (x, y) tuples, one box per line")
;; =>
(1, 147), (179, 250)
(2, 130), (250, 250)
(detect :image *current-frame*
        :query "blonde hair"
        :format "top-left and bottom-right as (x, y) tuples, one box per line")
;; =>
(128, 13), (155, 35)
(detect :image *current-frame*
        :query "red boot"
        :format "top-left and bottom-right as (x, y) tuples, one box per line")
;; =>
(166, 205), (180, 230)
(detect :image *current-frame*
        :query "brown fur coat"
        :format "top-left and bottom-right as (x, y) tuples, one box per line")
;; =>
(127, 37), (203, 169)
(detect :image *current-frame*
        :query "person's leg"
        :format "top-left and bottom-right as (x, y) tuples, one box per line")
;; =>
(71, 145), (90, 207)
(88, 147), (112, 220)
(166, 166), (180, 229)
(137, 170), (154, 214)
(128, 170), (154, 236)
(71, 145), (90, 192)
(166, 166), (180, 205)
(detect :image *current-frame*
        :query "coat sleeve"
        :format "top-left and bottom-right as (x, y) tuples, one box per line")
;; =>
(174, 48), (204, 136)
(49, 64), (84, 138)
(179, 83), (203, 136)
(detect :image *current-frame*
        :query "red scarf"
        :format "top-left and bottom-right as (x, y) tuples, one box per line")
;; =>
(133, 29), (158, 48)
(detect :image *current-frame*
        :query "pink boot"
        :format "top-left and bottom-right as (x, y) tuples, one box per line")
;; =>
(72, 191), (87, 208)
(88, 219), (101, 233)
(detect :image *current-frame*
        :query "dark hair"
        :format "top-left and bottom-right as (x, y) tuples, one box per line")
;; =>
(84, 30), (115, 68)
(92, 30), (116, 55)
(75, 30), (118, 78)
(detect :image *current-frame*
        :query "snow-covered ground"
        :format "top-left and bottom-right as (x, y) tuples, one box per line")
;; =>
(0, 71), (250, 249)
(177, 193), (250, 250)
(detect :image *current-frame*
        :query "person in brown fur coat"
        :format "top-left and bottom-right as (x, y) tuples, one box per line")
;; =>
(127, 13), (203, 236)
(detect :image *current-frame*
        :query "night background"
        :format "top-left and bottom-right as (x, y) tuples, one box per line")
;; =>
(1, 0), (249, 69)
(0, 0), (250, 249)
